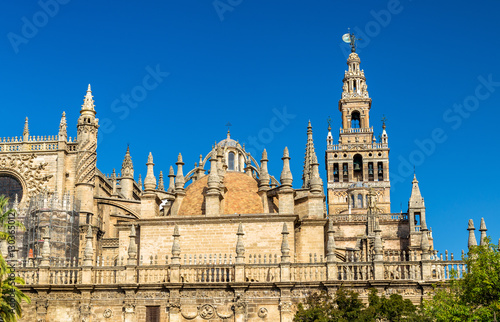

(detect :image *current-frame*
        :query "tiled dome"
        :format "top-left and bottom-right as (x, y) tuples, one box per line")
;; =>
(178, 172), (263, 216)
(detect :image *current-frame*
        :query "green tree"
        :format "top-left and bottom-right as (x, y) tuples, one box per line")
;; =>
(294, 287), (419, 321)
(422, 238), (500, 321)
(0, 195), (30, 321)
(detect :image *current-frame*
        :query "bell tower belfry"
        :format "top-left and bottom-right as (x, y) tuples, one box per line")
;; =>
(325, 52), (391, 215)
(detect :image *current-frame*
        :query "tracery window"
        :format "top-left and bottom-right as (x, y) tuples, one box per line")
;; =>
(228, 152), (235, 171)
(0, 174), (23, 201)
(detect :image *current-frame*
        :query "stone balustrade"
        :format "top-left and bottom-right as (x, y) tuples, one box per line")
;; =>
(12, 252), (464, 286)
(0, 135), (77, 152)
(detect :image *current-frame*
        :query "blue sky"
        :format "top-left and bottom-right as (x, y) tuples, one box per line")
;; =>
(1, 0), (499, 256)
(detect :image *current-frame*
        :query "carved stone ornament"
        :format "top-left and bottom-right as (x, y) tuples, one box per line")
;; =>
(279, 300), (292, 312)
(199, 304), (216, 320)
(0, 154), (52, 198)
(167, 299), (181, 314)
(79, 303), (92, 317)
(257, 307), (268, 318)
(123, 303), (135, 314)
(103, 308), (112, 318)
(233, 300), (247, 314)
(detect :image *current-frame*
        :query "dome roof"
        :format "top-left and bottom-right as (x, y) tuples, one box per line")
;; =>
(217, 130), (239, 148)
(178, 172), (263, 216)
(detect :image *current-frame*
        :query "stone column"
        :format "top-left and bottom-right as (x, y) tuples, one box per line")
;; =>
(373, 221), (384, 280)
(233, 289), (247, 322)
(81, 226), (94, 284)
(326, 219), (337, 280)
(280, 223), (291, 282)
(38, 228), (50, 285)
(234, 223), (245, 283)
(168, 289), (182, 322)
(170, 225), (181, 283)
(126, 224), (137, 284)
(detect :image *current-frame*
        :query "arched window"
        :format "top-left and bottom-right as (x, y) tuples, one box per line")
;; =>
(351, 195), (355, 208)
(357, 194), (363, 208)
(228, 152), (235, 171)
(0, 174), (23, 201)
(351, 111), (361, 128)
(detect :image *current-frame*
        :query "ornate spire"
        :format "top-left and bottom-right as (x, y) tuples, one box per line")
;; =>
(309, 154), (323, 194)
(121, 146), (134, 178)
(81, 84), (96, 114)
(326, 219), (336, 262)
(259, 149), (270, 189)
(302, 121), (315, 188)
(167, 166), (175, 193)
(158, 171), (165, 191)
(143, 152), (156, 192)
(468, 219), (477, 249)
(137, 174), (143, 192)
(59, 112), (67, 139)
(409, 174), (425, 208)
(23, 117), (29, 141)
(280, 147), (293, 188)
(326, 117), (333, 147)
(341, 51), (370, 103)
(235, 223), (245, 263)
(280, 223), (290, 263)
(479, 218), (487, 246)
(175, 153), (185, 191)
(207, 147), (220, 191)
(127, 224), (137, 265)
(83, 225), (94, 266)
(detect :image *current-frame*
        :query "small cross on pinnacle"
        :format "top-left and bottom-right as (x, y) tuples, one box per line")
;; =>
(381, 115), (387, 129)
(327, 116), (332, 131)
(226, 122), (232, 138)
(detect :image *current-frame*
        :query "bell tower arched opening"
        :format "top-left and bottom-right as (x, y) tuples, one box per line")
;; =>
(351, 111), (361, 129)
(353, 154), (363, 181)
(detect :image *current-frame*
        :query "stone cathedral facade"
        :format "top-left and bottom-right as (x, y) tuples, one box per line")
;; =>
(0, 52), (480, 322)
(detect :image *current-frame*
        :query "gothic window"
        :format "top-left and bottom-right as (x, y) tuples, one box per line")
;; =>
(0, 174), (23, 202)
(351, 111), (361, 128)
(351, 195), (355, 208)
(357, 194), (363, 208)
(228, 152), (235, 171)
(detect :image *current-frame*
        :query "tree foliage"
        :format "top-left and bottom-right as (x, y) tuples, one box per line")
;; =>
(0, 195), (30, 321)
(422, 238), (500, 321)
(294, 287), (418, 321)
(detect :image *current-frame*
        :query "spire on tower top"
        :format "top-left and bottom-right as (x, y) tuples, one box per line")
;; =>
(409, 174), (424, 208)
(121, 146), (134, 178)
(302, 121), (316, 188)
(81, 84), (95, 114)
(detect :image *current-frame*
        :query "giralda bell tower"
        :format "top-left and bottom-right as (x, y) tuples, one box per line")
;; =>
(325, 50), (391, 215)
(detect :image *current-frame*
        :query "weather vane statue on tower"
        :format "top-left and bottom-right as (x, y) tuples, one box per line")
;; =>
(342, 28), (361, 53)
